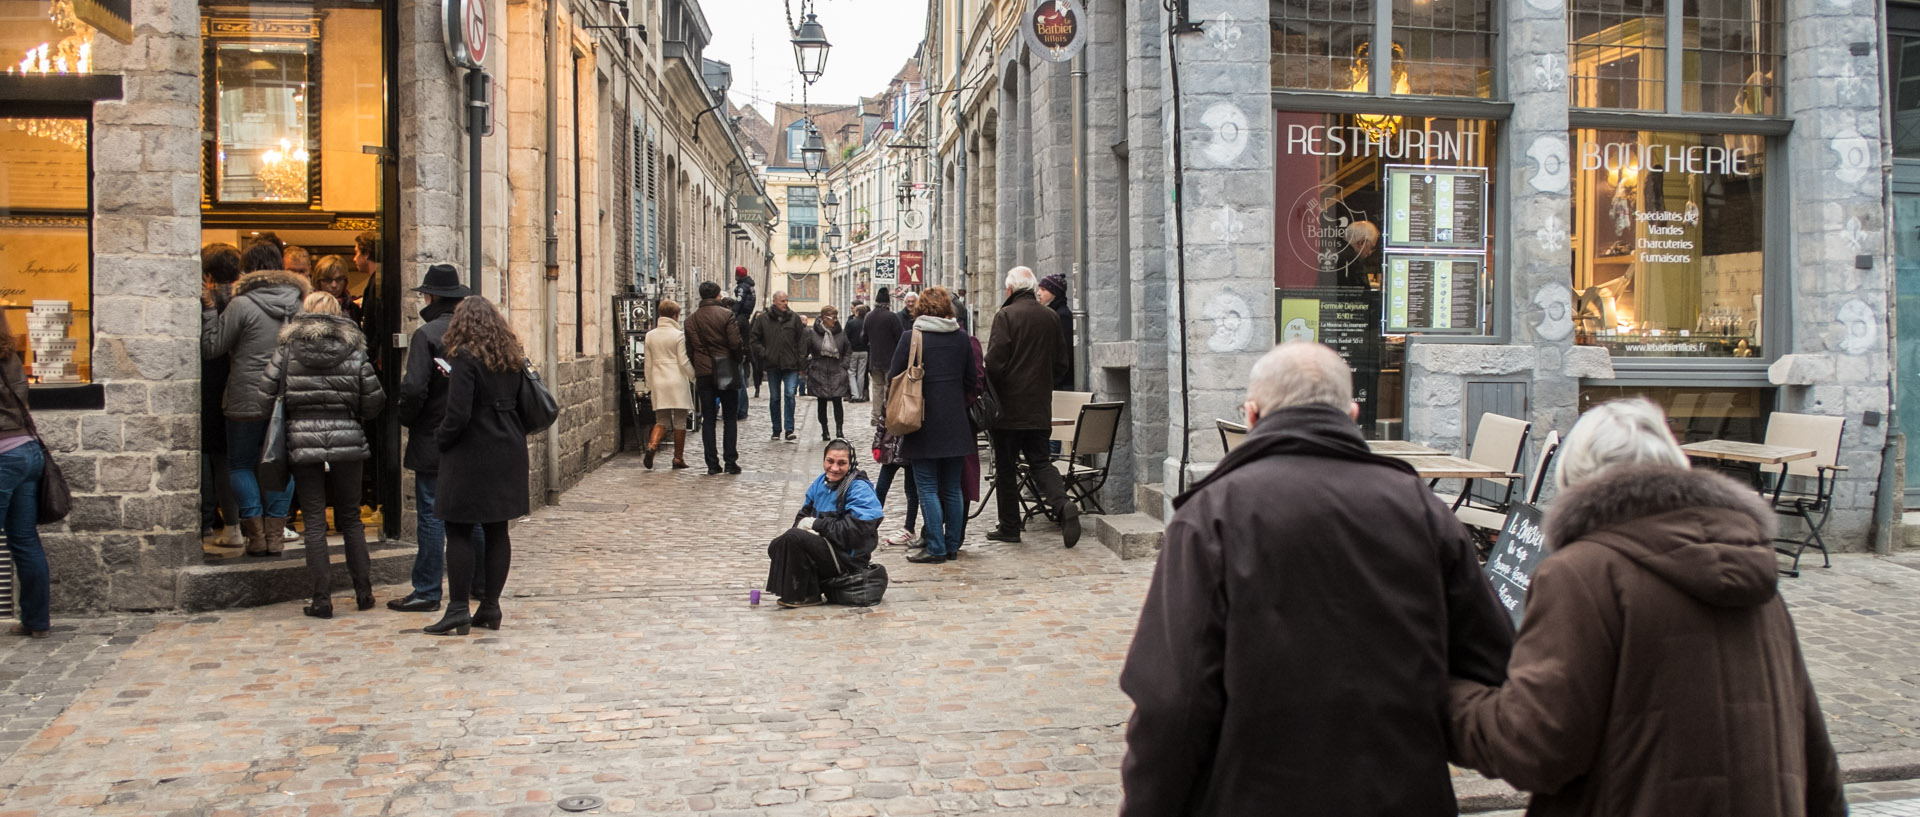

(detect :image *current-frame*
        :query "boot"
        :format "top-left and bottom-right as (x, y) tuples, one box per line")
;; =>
(472, 598), (502, 630)
(241, 517), (269, 557)
(670, 430), (690, 469)
(423, 603), (472, 636)
(303, 596), (333, 619)
(263, 516), (288, 556)
(645, 424), (664, 469)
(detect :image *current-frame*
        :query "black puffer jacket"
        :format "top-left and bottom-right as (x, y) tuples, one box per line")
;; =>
(203, 270), (312, 420)
(264, 313), (386, 465)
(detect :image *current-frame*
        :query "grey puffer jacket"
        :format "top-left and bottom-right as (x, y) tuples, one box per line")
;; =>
(203, 270), (312, 421)
(264, 313), (385, 465)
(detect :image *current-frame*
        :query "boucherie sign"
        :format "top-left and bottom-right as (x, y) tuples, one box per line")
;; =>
(1022, 0), (1088, 63)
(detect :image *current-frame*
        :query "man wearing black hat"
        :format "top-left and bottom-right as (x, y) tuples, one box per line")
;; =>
(864, 287), (903, 408)
(388, 264), (485, 613)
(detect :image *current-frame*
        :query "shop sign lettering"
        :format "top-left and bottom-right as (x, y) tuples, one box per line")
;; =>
(1579, 141), (1750, 178)
(1284, 124), (1483, 163)
(1022, 0), (1088, 63)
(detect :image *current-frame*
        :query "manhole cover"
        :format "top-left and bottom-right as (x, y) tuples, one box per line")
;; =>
(558, 795), (604, 812)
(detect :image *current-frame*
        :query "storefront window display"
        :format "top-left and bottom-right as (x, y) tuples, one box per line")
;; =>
(1274, 111), (1499, 437)
(0, 116), (92, 384)
(1579, 384), (1775, 444)
(1271, 0), (1494, 99)
(1569, 0), (1782, 115)
(1570, 129), (1765, 358)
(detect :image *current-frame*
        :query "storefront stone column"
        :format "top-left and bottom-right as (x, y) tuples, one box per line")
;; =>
(1160, 0), (1274, 491)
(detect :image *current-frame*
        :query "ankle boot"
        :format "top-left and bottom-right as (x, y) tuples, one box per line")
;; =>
(423, 603), (472, 636)
(241, 517), (268, 556)
(472, 599), (502, 630)
(671, 430), (689, 469)
(303, 597), (333, 619)
(262, 516), (288, 556)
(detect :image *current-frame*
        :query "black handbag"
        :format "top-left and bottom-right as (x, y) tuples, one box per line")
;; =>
(257, 356), (292, 492)
(824, 562), (889, 607)
(0, 379), (68, 523)
(968, 374), (1003, 433)
(711, 354), (741, 391)
(517, 358), (560, 434)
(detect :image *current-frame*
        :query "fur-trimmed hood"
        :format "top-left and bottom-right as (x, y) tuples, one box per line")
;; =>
(232, 269), (313, 321)
(1547, 464), (1780, 607)
(278, 312), (365, 369)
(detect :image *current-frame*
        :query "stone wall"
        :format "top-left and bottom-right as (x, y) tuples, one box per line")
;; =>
(527, 355), (621, 503)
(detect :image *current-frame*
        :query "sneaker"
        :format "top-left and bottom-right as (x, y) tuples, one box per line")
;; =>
(283, 526), (302, 542)
(771, 432), (781, 441)
(883, 528), (919, 547)
(777, 595), (825, 608)
(785, 431), (798, 442)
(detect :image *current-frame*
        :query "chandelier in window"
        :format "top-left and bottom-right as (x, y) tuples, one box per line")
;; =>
(7, 0), (95, 151)
(257, 138), (311, 201)
(1348, 42), (1412, 141)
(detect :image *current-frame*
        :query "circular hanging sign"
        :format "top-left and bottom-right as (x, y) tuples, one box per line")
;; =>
(1022, 0), (1088, 63)
(443, 0), (489, 70)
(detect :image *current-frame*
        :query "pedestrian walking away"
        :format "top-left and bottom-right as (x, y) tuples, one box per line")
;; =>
(1118, 341), (1513, 817)
(424, 297), (532, 636)
(0, 327), (52, 638)
(1447, 399), (1844, 817)
(846, 303), (870, 402)
(865, 287), (903, 410)
(266, 292), (386, 619)
(685, 281), (745, 474)
(806, 305), (851, 440)
(751, 291), (808, 441)
(765, 439), (883, 607)
(888, 286), (977, 564)
(391, 264), (487, 613)
(984, 266), (1079, 547)
(201, 245), (311, 557)
(643, 299), (698, 469)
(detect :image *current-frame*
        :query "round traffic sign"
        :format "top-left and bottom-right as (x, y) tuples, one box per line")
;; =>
(463, 0), (488, 65)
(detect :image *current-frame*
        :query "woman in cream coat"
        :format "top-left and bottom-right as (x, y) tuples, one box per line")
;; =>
(643, 300), (698, 469)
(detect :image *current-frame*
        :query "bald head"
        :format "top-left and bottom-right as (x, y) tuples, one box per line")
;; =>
(1244, 342), (1355, 424)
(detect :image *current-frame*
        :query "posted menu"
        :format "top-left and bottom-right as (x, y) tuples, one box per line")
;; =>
(1385, 255), (1483, 334)
(1385, 166), (1487, 252)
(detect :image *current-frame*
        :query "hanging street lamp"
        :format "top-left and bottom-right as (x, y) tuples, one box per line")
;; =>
(801, 126), (827, 175)
(790, 12), (831, 86)
(822, 188), (839, 209)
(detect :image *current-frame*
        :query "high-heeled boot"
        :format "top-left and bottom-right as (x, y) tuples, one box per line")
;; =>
(472, 598), (502, 630)
(423, 602), (472, 636)
(644, 423), (665, 469)
(671, 429), (689, 469)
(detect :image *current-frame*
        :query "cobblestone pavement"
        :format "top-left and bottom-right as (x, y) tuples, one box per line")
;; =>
(0, 395), (1916, 816)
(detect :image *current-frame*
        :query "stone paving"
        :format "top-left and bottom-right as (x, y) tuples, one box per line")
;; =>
(0, 395), (1914, 816)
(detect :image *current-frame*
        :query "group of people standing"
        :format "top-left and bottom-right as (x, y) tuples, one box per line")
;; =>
(200, 241), (532, 636)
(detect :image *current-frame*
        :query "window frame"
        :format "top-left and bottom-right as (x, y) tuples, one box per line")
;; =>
(1566, 0), (1786, 117)
(1269, 0), (1504, 101)
(0, 99), (106, 398)
(200, 11), (325, 212)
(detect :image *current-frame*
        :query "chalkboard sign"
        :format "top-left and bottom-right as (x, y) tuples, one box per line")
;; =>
(1483, 504), (1548, 629)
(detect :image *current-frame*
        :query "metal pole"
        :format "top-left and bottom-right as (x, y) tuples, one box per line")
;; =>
(468, 68), (486, 291)
(1070, 42), (1089, 391)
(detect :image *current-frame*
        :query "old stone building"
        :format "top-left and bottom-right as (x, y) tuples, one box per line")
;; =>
(926, 0), (1907, 554)
(0, 0), (768, 612)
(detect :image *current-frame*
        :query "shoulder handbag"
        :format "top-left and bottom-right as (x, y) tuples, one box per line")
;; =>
(0, 379), (69, 523)
(883, 330), (925, 436)
(711, 354), (740, 391)
(256, 366), (292, 493)
(517, 358), (561, 435)
(968, 372), (1002, 434)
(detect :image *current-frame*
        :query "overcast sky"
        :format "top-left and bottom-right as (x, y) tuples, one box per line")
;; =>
(704, 0), (929, 120)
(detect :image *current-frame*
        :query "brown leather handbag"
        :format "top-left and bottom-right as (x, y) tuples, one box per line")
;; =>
(883, 330), (925, 436)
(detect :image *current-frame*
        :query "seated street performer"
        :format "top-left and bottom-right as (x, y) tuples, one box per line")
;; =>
(766, 439), (883, 608)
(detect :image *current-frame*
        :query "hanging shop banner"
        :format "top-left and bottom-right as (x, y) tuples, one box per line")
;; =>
(1384, 165), (1488, 252)
(872, 257), (898, 288)
(734, 194), (767, 225)
(1022, 0), (1088, 63)
(1384, 254), (1485, 334)
(898, 251), (925, 287)
(900, 204), (930, 241)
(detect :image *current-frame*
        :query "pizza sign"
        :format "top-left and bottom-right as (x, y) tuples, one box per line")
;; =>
(1022, 0), (1088, 63)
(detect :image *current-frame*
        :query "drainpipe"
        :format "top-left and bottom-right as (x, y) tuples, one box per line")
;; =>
(542, 0), (562, 504)
(952, 14), (967, 312)
(1872, 0), (1899, 555)
(1070, 33), (1089, 391)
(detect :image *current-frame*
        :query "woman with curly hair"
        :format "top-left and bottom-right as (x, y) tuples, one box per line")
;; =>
(424, 297), (531, 636)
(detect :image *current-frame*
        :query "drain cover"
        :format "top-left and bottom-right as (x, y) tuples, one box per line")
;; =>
(558, 795), (604, 812)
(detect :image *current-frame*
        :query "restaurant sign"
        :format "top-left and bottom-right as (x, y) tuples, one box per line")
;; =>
(1022, 0), (1088, 63)
(734, 194), (767, 225)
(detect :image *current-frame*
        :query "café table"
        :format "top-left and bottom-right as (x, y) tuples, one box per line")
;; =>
(1403, 455), (1520, 481)
(1678, 440), (1816, 466)
(1053, 417), (1074, 427)
(1369, 440), (1448, 457)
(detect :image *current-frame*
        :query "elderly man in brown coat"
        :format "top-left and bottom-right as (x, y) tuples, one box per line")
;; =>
(1449, 399), (1844, 817)
(1119, 342), (1514, 817)
(983, 266), (1077, 547)
(685, 281), (745, 475)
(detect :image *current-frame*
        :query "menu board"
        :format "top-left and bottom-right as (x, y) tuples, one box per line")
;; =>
(1385, 166), (1487, 252)
(1483, 504), (1548, 629)
(1385, 255), (1483, 334)
(1275, 286), (1373, 364)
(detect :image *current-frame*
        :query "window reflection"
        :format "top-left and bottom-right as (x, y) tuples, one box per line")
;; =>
(214, 41), (312, 203)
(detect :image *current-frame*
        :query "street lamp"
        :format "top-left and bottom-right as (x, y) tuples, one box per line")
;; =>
(790, 12), (831, 86)
(824, 223), (842, 244)
(801, 126), (827, 174)
(822, 188), (839, 209)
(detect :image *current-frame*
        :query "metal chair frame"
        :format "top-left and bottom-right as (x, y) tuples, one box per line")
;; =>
(1760, 413), (1846, 577)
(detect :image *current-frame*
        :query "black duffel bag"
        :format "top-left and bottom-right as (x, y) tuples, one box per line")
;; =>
(824, 562), (889, 607)
(967, 375), (1002, 433)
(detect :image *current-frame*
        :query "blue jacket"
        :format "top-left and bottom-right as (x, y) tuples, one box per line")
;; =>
(797, 469), (884, 563)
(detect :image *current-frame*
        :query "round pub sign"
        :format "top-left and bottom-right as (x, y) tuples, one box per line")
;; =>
(1022, 0), (1088, 63)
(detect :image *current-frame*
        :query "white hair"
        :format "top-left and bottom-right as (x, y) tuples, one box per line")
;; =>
(1004, 266), (1038, 293)
(1246, 342), (1353, 415)
(1555, 398), (1689, 489)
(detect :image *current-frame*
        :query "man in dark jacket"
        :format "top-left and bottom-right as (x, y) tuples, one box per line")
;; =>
(732, 269), (757, 417)
(983, 267), (1077, 547)
(864, 287), (902, 408)
(388, 264), (484, 613)
(1118, 342), (1514, 817)
(845, 304), (870, 403)
(685, 281), (745, 474)
(1037, 274), (1074, 389)
(750, 291), (809, 441)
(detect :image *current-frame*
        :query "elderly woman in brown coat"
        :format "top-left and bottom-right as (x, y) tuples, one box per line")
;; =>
(1448, 398), (1843, 817)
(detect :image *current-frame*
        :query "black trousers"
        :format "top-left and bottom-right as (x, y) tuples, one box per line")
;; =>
(696, 375), (739, 469)
(766, 528), (852, 603)
(294, 460), (370, 603)
(991, 428), (1067, 530)
(448, 520), (511, 606)
(817, 397), (844, 436)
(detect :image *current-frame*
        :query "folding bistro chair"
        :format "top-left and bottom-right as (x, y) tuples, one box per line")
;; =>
(1761, 413), (1846, 576)
(1053, 402), (1125, 515)
(1433, 413), (1531, 513)
(1216, 418), (1248, 453)
(1455, 430), (1559, 557)
(1049, 391), (1095, 459)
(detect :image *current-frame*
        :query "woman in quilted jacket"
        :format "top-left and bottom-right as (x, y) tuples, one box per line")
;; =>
(265, 292), (386, 619)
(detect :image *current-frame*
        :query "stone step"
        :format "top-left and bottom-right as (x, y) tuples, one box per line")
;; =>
(1136, 483), (1168, 523)
(1903, 512), (1920, 550)
(1094, 512), (1165, 561)
(179, 542), (417, 612)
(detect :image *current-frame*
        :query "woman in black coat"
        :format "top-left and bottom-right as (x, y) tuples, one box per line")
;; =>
(265, 293), (386, 619)
(806, 305), (852, 440)
(888, 286), (977, 564)
(425, 297), (532, 636)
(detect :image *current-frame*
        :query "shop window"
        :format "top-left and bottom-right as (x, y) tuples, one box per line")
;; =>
(1892, 26), (1920, 159)
(1569, 0), (1781, 114)
(1271, 0), (1494, 98)
(1578, 385), (1775, 443)
(1274, 111), (1500, 438)
(1571, 129), (1764, 358)
(0, 115), (93, 384)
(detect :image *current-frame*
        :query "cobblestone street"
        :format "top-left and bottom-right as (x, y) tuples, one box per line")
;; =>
(0, 396), (1917, 815)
